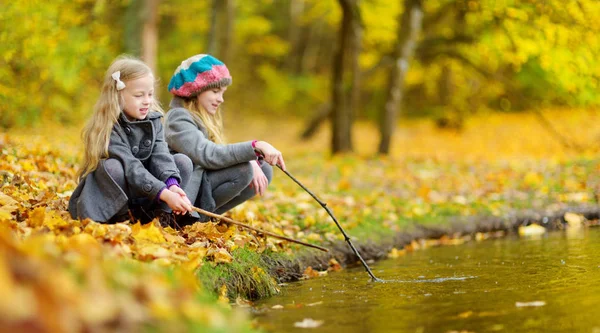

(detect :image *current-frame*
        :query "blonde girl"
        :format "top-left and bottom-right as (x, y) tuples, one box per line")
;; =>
(69, 56), (193, 223)
(164, 54), (285, 223)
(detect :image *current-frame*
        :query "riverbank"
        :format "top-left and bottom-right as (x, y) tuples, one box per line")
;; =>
(0, 109), (599, 331)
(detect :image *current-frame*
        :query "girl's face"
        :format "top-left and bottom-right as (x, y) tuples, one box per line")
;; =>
(121, 73), (155, 120)
(196, 86), (227, 115)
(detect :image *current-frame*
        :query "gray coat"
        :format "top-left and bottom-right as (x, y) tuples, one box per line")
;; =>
(164, 98), (257, 209)
(69, 112), (181, 222)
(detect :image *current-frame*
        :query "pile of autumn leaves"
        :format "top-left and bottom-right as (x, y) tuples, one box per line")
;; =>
(0, 134), (272, 332)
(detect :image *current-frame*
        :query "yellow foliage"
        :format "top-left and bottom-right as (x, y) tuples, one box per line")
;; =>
(518, 224), (546, 237)
(131, 221), (166, 244)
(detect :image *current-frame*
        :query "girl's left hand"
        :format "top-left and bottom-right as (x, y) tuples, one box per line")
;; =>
(169, 185), (192, 209)
(249, 160), (268, 196)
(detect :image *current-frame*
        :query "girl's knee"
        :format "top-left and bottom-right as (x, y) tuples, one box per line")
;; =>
(260, 161), (273, 184)
(240, 161), (254, 185)
(101, 158), (126, 189)
(173, 153), (193, 174)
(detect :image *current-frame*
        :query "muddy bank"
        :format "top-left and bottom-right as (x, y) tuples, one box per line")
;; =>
(262, 204), (600, 285)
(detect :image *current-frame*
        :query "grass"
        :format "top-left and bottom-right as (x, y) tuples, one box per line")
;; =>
(197, 248), (286, 301)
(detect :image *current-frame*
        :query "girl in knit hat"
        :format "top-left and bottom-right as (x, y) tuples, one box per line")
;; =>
(69, 56), (194, 224)
(165, 54), (286, 223)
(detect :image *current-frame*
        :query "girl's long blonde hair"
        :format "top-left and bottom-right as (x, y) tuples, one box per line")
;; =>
(78, 55), (163, 179)
(183, 98), (226, 144)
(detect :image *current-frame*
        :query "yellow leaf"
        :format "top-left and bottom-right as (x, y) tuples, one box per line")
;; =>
(518, 224), (546, 237)
(0, 193), (18, 220)
(212, 248), (233, 264)
(564, 212), (585, 227)
(388, 248), (406, 259)
(338, 178), (351, 191)
(327, 258), (342, 272)
(64, 233), (101, 255)
(29, 207), (46, 228)
(137, 244), (171, 260)
(218, 284), (229, 304)
(132, 222), (166, 243)
(302, 266), (320, 279)
(523, 172), (542, 187)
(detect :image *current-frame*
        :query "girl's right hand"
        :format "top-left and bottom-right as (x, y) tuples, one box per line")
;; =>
(160, 189), (193, 214)
(254, 141), (286, 171)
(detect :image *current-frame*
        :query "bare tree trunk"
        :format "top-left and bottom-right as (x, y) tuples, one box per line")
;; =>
(141, 0), (160, 94)
(300, 103), (331, 139)
(331, 0), (360, 153)
(124, 0), (143, 55)
(378, 0), (423, 155)
(220, 0), (235, 65)
(304, 18), (324, 73)
(287, 0), (305, 73)
(207, 0), (220, 55)
(348, 9), (362, 124)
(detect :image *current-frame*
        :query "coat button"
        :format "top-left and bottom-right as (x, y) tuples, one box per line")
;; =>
(124, 127), (131, 134)
(132, 146), (139, 154)
(143, 139), (152, 147)
(143, 184), (152, 192)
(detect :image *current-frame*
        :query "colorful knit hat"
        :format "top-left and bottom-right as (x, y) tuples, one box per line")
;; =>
(168, 54), (232, 98)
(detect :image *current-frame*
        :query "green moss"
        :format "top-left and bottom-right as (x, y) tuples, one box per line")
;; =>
(197, 248), (284, 301)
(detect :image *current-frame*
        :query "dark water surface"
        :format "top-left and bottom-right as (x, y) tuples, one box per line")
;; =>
(254, 228), (600, 332)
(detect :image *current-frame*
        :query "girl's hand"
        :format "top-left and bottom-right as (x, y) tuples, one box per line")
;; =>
(254, 141), (286, 171)
(249, 160), (268, 196)
(160, 189), (193, 214)
(169, 185), (192, 206)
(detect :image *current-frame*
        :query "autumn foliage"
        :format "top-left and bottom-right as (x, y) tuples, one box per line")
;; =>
(1, 109), (599, 330)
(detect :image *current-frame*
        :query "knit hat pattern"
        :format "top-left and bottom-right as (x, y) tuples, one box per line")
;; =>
(168, 54), (232, 98)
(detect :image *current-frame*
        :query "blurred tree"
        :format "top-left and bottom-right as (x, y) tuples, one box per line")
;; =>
(331, 0), (362, 153)
(378, 0), (423, 155)
(142, 0), (160, 78)
(207, 0), (235, 64)
(0, 0), (122, 128)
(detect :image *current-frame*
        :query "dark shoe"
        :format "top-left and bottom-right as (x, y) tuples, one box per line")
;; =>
(175, 213), (201, 227)
(155, 210), (177, 228)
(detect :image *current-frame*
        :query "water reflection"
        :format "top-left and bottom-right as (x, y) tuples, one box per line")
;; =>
(254, 228), (600, 332)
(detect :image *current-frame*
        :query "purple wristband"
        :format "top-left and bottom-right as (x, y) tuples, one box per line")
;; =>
(155, 178), (180, 202)
(252, 140), (262, 157)
(165, 177), (180, 189)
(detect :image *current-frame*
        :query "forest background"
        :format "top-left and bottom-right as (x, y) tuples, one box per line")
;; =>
(2, 0), (599, 154)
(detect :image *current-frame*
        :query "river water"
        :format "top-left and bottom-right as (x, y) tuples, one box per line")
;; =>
(254, 227), (600, 332)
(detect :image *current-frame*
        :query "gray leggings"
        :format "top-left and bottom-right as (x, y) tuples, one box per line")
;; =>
(206, 160), (273, 214)
(102, 153), (193, 216)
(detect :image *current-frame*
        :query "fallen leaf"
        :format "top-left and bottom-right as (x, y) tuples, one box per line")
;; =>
(327, 258), (342, 272)
(294, 318), (324, 328)
(564, 212), (585, 227)
(388, 247), (406, 258)
(132, 222), (166, 243)
(516, 301), (546, 307)
(302, 266), (319, 279)
(518, 224), (546, 237)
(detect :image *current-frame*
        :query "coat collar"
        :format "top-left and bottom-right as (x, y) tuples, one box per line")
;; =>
(119, 111), (163, 124)
(169, 96), (186, 109)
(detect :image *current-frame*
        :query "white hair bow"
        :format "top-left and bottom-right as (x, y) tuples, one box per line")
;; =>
(111, 71), (126, 91)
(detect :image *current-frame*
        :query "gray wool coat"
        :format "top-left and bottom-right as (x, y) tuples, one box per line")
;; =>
(68, 111), (181, 222)
(164, 98), (257, 211)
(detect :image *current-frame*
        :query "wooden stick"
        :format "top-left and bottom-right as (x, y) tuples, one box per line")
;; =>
(192, 207), (329, 252)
